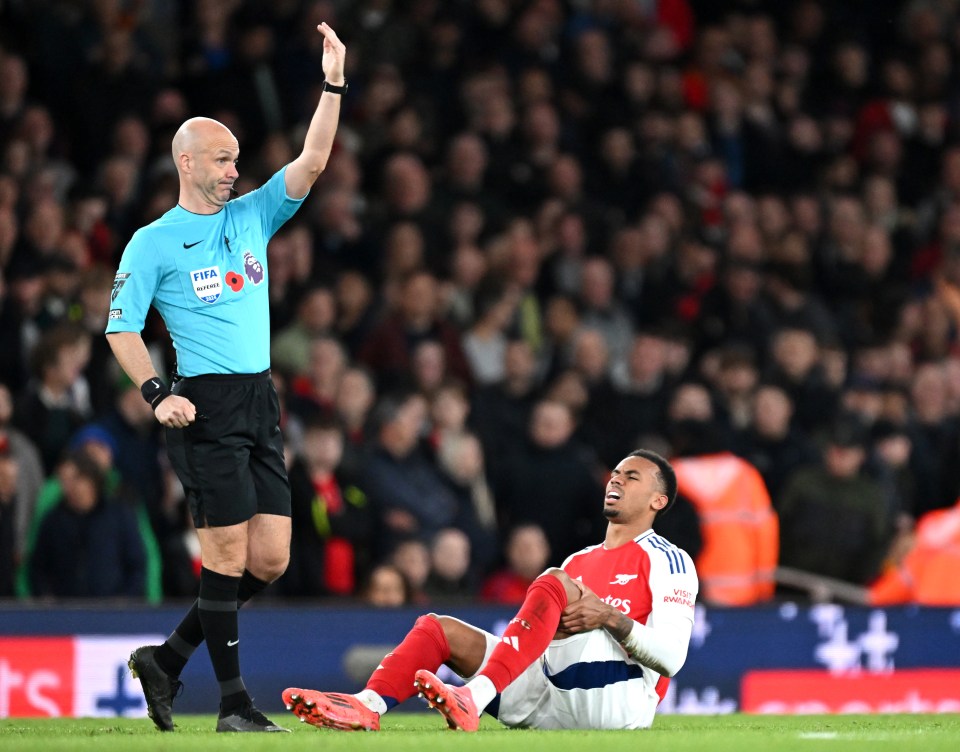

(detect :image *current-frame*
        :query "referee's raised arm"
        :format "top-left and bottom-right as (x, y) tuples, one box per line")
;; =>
(284, 22), (347, 200)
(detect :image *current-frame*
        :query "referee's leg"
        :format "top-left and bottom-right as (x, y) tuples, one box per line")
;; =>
(195, 523), (254, 708)
(245, 512), (291, 583)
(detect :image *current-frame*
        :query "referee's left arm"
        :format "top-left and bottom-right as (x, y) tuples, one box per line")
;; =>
(285, 21), (346, 199)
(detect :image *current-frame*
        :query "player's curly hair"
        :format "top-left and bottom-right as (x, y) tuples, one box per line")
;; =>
(627, 448), (677, 518)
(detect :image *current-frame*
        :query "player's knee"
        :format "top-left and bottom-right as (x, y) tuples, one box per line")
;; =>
(538, 568), (582, 601)
(430, 614), (468, 645)
(430, 613), (452, 631)
(256, 553), (289, 582)
(541, 567), (575, 590)
(541, 567), (567, 581)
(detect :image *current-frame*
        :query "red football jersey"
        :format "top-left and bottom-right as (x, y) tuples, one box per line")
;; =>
(561, 529), (698, 627)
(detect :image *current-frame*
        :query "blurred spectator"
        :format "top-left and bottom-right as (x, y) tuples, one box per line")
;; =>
(577, 256), (635, 375)
(313, 188), (377, 282)
(571, 328), (624, 470)
(762, 262), (838, 345)
(334, 366), (377, 467)
(27, 450), (146, 599)
(480, 523), (550, 605)
(870, 418), (923, 529)
(738, 384), (819, 504)
(539, 294), (583, 383)
(698, 257), (775, 356)
(471, 339), (540, 479)
(334, 269), (378, 358)
(498, 220), (547, 355)
(17, 422), (161, 601)
(372, 153), (445, 268)
(410, 340), (450, 399)
(0, 437), (17, 595)
(778, 414), (893, 585)
(76, 265), (119, 414)
(364, 392), (462, 552)
(710, 346), (760, 433)
(423, 527), (474, 602)
(359, 269), (471, 390)
(288, 335), (348, 417)
(271, 285), (337, 376)
(0, 52), (28, 144)
(461, 283), (521, 386)
(361, 563), (412, 608)
(493, 399), (604, 558)
(764, 326), (837, 432)
(279, 415), (372, 598)
(611, 331), (672, 451)
(428, 380), (471, 449)
(909, 362), (960, 516)
(13, 323), (92, 472)
(389, 537), (430, 606)
(94, 379), (165, 535)
(0, 382), (43, 565)
(436, 429), (499, 574)
(444, 238), (489, 329)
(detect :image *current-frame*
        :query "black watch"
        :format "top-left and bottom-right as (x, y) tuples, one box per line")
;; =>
(323, 79), (348, 95)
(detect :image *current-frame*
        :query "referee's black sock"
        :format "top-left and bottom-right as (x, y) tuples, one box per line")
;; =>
(196, 567), (249, 713)
(154, 570), (270, 678)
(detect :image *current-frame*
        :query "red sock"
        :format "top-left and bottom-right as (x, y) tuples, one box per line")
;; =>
(481, 574), (568, 692)
(366, 614), (451, 706)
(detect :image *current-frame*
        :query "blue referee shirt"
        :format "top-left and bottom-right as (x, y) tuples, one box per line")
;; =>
(105, 167), (306, 376)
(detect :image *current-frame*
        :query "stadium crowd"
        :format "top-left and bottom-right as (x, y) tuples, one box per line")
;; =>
(1, 0), (960, 606)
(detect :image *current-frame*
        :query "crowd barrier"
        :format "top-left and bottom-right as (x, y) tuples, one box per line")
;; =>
(1, 602), (958, 717)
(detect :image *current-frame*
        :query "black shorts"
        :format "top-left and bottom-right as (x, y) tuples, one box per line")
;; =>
(166, 370), (291, 528)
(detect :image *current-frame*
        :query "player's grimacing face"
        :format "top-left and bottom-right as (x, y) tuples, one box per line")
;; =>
(603, 456), (661, 521)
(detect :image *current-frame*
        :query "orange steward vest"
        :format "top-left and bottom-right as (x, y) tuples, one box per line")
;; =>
(672, 452), (779, 605)
(869, 499), (960, 606)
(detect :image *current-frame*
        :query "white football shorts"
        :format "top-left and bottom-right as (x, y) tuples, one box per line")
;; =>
(468, 626), (662, 730)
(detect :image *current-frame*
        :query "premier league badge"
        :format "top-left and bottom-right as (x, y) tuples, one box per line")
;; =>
(243, 251), (264, 285)
(190, 266), (222, 304)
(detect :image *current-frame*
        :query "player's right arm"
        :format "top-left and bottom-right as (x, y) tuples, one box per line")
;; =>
(105, 231), (196, 429)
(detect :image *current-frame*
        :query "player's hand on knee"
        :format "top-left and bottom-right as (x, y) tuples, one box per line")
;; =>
(155, 395), (197, 428)
(559, 593), (616, 634)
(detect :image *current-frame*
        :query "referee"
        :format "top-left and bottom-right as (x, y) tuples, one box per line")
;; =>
(106, 23), (346, 734)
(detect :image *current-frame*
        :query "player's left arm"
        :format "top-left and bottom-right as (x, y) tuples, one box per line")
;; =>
(284, 22), (346, 199)
(618, 548), (699, 676)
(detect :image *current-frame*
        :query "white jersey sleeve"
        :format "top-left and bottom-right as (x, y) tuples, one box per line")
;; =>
(621, 539), (698, 677)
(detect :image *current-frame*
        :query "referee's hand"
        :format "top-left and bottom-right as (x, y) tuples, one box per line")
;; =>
(318, 22), (345, 83)
(155, 395), (197, 429)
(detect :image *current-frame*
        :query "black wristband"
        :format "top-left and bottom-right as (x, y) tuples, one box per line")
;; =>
(323, 79), (348, 95)
(140, 377), (172, 410)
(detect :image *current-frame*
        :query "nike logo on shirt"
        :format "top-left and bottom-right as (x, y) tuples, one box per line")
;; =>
(183, 240), (202, 249)
(227, 639), (239, 646)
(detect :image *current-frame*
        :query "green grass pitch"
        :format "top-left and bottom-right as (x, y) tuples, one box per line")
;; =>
(3, 714), (960, 752)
